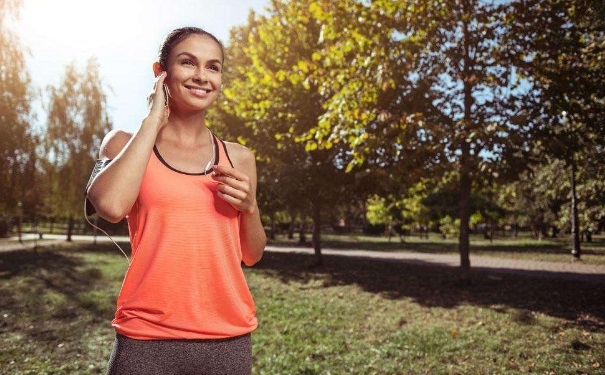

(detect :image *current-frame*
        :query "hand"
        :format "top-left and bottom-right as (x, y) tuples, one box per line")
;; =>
(211, 164), (257, 214)
(145, 72), (170, 129)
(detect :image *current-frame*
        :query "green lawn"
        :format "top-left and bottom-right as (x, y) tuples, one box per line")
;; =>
(0, 242), (603, 374)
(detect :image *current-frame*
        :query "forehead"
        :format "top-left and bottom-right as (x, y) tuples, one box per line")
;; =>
(168, 34), (223, 62)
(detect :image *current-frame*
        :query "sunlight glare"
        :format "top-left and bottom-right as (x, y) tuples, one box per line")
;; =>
(14, 0), (154, 66)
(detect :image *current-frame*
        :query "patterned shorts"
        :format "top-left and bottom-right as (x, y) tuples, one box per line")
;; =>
(106, 333), (252, 375)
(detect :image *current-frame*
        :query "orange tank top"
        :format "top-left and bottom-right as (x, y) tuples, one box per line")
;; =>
(113, 135), (258, 340)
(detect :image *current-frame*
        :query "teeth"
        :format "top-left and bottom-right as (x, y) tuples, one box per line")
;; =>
(190, 88), (210, 94)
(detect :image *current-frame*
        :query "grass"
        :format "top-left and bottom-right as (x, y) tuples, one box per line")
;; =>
(0, 241), (604, 374)
(268, 232), (605, 265)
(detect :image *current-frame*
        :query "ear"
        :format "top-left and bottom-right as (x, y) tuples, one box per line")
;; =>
(152, 62), (163, 77)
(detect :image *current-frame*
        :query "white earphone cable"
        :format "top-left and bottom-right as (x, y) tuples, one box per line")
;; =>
(83, 199), (131, 265)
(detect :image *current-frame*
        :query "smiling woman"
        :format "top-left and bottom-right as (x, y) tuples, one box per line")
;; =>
(83, 26), (267, 374)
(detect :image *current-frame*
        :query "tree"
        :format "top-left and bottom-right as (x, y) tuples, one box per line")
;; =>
(317, 0), (528, 280)
(43, 58), (112, 240)
(0, 0), (37, 223)
(505, 0), (605, 259)
(220, 0), (361, 265)
(499, 150), (605, 245)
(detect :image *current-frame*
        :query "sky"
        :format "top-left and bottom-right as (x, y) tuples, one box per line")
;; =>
(11, 0), (269, 133)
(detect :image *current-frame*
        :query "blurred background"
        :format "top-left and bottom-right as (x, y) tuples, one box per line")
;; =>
(1, 0), (604, 267)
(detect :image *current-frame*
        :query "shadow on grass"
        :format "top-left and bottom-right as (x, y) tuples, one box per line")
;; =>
(0, 246), (122, 374)
(254, 252), (605, 328)
(471, 238), (605, 256)
(2, 243), (603, 343)
(0, 246), (116, 324)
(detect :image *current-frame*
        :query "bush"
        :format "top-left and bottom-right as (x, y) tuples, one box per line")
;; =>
(438, 215), (460, 239)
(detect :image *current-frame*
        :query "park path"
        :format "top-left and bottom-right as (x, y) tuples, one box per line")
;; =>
(0, 237), (64, 252)
(266, 245), (605, 283)
(1, 236), (603, 282)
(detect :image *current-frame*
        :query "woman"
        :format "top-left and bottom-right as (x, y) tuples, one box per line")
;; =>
(86, 27), (266, 375)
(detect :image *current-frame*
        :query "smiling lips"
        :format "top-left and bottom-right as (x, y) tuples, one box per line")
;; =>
(186, 86), (212, 97)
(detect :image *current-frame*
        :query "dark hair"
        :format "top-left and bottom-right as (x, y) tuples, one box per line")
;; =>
(158, 27), (224, 68)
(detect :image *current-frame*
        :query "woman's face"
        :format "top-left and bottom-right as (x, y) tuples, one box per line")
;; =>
(164, 34), (223, 111)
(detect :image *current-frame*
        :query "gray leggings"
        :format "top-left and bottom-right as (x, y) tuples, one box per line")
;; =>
(106, 333), (252, 375)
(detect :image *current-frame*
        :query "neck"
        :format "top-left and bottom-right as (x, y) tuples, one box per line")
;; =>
(160, 112), (211, 147)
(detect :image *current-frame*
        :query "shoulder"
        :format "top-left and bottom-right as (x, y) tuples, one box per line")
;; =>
(99, 129), (133, 159)
(223, 141), (256, 171)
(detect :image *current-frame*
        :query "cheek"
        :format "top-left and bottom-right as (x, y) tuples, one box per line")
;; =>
(164, 73), (178, 90)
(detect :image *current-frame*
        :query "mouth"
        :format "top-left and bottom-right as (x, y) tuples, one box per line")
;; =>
(185, 85), (212, 96)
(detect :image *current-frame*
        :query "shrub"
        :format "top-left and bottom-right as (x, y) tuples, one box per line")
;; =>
(439, 215), (460, 239)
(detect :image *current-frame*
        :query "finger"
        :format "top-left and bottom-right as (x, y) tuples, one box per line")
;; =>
(212, 165), (247, 181)
(154, 71), (167, 88)
(155, 72), (168, 103)
(217, 189), (250, 212)
(212, 172), (248, 189)
(148, 72), (168, 110)
(217, 192), (240, 210)
(215, 178), (251, 199)
(217, 183), (248, 201)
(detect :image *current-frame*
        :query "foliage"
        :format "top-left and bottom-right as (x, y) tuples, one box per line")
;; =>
(0, 0), (21, 21)
(438, 215), (461, 239)
(365, 195), (391, 227)
(1, 0), (602, 271)
(216, 0), (604, 268)
(220, 0), (367, 262)
(42, 59), (112, 220)
(398, 182), (432, 229)
(505, 0), (605, 148)
(504, 0), (605, 253)
(0, 0), (37, 217)
(365, 182), (433, 237)
(504, 154), (605, 237)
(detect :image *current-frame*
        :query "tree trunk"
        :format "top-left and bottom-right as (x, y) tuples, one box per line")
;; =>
(298, 222), (306, 245)
(312, 199), (323, 267)
(67, 215), (74, 242)
(288, 215), (295, 240)
(17, 207), (23, 244)
(269, 213), (276, 241)
(387, 223), (393, 243)
(458, 159), (472, 283)
(489, 221), (495, 243)
(459, 4), (472, 283)
(570, 160), (581, 260)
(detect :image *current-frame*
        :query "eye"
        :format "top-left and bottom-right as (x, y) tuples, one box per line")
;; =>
(181, 59), (195, 66)
(209, 64), (222, 72)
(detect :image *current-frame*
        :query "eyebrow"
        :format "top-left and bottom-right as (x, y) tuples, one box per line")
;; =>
(176, 52), (223, 66)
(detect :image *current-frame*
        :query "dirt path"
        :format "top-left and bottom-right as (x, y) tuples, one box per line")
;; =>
(1, 237), (603, 282)
(265, 245), (605, 283)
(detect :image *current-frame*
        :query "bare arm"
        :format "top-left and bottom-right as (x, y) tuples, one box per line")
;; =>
(86, 72), (169, 223)
(213, 143), (266, 266)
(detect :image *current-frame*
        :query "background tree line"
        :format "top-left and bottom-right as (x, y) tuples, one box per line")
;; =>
(1, 0), (603, 275)
(0, 0), (111, 239)
(215, 0), (605, 274)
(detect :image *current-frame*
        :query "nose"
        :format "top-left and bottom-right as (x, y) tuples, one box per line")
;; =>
(194, 67), (208, 83)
